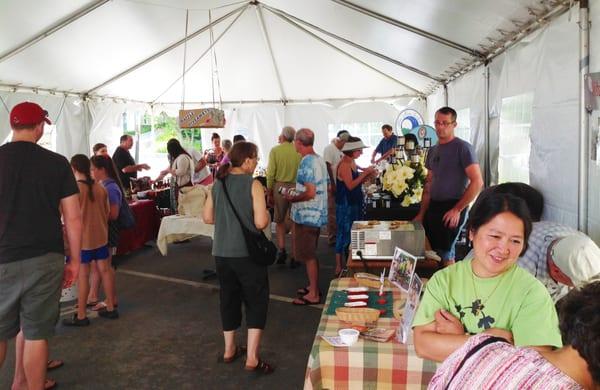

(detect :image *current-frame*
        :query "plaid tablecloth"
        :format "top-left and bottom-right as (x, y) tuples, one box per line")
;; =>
(304, 278), (438, 390)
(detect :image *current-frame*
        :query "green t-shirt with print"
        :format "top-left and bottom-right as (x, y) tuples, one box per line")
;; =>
(412, 259), (562, 348)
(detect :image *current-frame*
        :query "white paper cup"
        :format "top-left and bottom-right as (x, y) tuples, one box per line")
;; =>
(338, 328), (360, 346)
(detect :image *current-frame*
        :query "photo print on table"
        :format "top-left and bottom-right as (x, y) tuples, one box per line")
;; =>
(388, 247), (418, 292)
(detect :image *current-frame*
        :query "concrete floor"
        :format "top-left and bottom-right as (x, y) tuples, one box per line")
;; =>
(0, 235), (339, 389)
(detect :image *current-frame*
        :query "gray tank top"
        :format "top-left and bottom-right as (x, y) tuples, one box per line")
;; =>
(211, 174), (257, 257)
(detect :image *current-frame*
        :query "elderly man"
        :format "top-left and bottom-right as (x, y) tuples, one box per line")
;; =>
(323, 130), (350, 246)
(414, 106), (483, 266)
(519, 221), (600, 302)
(112, 134), (150, 190)
(266, 126), (302, 267)
(0, 102), (82, 390)
(371, 124), (398, 164)
(285, 129), (328, 305)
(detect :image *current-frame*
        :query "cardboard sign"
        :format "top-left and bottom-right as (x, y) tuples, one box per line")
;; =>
(179, 108), (225, 128)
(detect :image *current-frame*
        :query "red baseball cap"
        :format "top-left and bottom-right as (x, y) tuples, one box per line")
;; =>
(10, 102), (52, 127)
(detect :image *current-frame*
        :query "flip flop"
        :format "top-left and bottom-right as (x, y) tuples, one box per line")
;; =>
(245, 360), (275, 375)
(218, 345), (247, 364)
(292, 296), (320, 306)
(91, 301), (119, 311)
(296, 287), (322, 297)
(47, 359), (63, 370)
(45, 378), (57, 390)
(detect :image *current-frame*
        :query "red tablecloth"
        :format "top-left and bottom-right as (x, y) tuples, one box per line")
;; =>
(117, 199), (160, 255)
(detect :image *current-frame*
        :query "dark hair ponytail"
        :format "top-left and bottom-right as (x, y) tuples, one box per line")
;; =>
(71, 154), (95, 202)
(90, 155), (126, 194)
(216, 142), (258, 180)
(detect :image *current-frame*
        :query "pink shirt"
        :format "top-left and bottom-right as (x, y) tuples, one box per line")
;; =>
(428, 334), (582, 390)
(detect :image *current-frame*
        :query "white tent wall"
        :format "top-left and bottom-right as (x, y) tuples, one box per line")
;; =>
(588, 0), (600, 242)
(0, 91), (89, 157)
(491, 9), (580, 227)
(88, 100), (149, 157)
(435, 7), (584, 230)
(446, 67), (487, 183)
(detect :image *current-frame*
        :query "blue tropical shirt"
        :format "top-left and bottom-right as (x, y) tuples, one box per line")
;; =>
(291, 154), (328, 228)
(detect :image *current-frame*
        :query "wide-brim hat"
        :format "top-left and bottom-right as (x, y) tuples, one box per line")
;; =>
(341, 140), (367, 152)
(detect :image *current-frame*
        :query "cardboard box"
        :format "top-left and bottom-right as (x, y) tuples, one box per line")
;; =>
(179, 108), (225, 128)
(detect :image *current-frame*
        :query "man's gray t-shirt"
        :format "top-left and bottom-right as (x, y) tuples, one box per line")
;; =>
(425, 137), (477, 201)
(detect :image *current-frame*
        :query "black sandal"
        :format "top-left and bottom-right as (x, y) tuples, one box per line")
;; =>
(296, 287), (322, 296)
(245, 360), (275, 375)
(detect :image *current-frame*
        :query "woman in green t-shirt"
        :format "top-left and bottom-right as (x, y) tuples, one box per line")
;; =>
(413, 192), (562, 362)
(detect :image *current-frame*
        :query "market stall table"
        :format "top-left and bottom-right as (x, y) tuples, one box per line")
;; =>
(116, 199), (160, 256)
(304, 278), (437, 390)
(156, 214), (215, 255)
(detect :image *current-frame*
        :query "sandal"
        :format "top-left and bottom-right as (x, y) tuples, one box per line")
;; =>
(47, 359), (64, 370)
(292, 296), (320, 306)
(296, 287), (322, 297)
(45, 378), (57, 390)
(245, 360), (275, 375)
(91, 301), (119, 311)
(218, 345), (247, 363)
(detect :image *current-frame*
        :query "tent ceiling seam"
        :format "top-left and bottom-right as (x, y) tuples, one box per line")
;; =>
(86, 3), (248, 95)
(260, 2), (443, 83)
(330, 0), (485, 59)
(263, 6), (425, 97)
(0, 0), (110, 64)
(255, 4), (288, 103)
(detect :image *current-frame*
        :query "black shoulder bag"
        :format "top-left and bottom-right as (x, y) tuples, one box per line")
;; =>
(220, 177), (277, 266)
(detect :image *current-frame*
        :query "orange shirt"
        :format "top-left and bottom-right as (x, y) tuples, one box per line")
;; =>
(77, 181), (110, 250)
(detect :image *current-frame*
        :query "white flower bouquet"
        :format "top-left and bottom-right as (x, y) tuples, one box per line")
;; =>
(381, 158), (427, 207)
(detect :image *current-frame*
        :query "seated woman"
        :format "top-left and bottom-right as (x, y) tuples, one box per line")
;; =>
(413, 192), (562, 362)
(428, 281), (600, 389)
(334, 137), (375, 275)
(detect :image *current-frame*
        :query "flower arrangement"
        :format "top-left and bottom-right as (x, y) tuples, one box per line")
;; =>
(381, 158), (428, 207)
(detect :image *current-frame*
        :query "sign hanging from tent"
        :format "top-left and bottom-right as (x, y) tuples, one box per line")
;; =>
(179, 108), (225, 128)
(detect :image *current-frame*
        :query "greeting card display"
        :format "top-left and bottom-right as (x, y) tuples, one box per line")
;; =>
(397, 273), (423, 344)
(388, 247), (417, 292)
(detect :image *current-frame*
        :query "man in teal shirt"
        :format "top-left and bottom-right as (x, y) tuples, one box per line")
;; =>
(266, 126), (302, 267)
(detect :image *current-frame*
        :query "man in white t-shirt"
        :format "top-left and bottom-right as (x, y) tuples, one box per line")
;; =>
(322, 130), (350, 246)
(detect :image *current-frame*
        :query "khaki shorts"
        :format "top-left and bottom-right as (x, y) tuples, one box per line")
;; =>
(293, 222), (320, 262)
(0, 253), (64, 340)
(273, 182), (295, 223)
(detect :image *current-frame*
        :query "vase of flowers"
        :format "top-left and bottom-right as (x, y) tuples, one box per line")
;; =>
(381, 157), (427, 207)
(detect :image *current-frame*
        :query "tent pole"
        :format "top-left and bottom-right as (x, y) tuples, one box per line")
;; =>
(86, 4), (247, 95)
(0, 0), (110, 64)
(484, 66), (490, 187)
(255, 4), (288, 103)
(264, 7), (425, 96)
(330, 0), (483, 59)
(443, 84), (448, 106)
(261, 3), (443, 83)
(578, 0), (590, 233)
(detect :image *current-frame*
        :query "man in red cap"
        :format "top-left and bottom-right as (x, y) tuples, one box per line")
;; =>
(0, 102), (82, 390)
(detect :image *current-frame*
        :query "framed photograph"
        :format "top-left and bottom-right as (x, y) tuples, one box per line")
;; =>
(388, 247), (418, 292)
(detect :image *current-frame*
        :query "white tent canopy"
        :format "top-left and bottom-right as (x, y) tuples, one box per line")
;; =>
(1, 0), (599, 240)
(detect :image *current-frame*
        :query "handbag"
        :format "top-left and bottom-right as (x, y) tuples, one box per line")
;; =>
(118, 192), (136, 229)
(221, 177), (277, 266)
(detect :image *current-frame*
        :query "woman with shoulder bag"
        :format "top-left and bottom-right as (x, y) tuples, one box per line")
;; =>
(202, 141), (274, 375)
